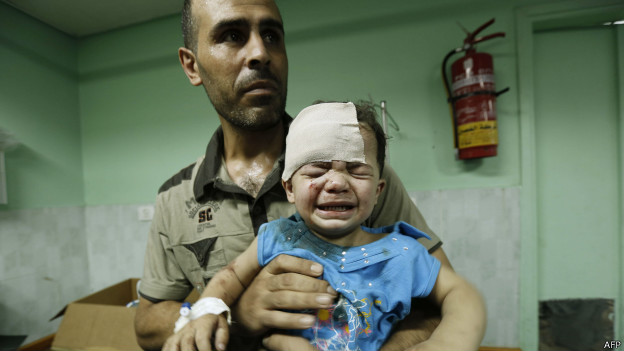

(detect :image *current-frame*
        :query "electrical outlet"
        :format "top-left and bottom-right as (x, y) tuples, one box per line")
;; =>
(137, 205), (154, 221)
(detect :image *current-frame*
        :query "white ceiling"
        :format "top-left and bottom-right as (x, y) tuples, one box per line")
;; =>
(2, 0), (181, 37)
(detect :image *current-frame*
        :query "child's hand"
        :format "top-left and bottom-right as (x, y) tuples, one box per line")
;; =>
(262, 333), (317, 351)
(163, 313), (230, 351)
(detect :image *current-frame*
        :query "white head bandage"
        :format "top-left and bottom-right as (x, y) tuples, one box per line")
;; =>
(282, 102), (366, 180)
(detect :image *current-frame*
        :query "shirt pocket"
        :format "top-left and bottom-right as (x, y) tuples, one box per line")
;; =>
(172, 234), (228, 291)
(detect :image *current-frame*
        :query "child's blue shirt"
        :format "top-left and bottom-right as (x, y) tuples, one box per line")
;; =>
(257, 213), (441, 351)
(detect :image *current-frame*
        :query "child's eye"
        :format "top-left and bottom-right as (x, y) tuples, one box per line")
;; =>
(349, 165), (373, 177)
(299, 164), (328, 178)
(304, 169), (326, 178)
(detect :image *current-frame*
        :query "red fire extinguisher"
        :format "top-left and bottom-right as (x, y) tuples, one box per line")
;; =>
(442, 18), (509, 160)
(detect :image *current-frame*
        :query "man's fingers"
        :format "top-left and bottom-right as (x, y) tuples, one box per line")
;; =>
(265, 289), (336, 310)
(257, 309), (318, 330)
(265, 271), (337, 295)
(262, 254), (324, 277)
(232, 255), (336, 334)
(262, 333), (316, 351)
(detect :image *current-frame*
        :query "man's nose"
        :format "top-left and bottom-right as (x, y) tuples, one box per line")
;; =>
(245, 32), (270, 68)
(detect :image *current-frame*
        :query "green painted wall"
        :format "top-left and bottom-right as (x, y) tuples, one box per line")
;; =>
(534, 27), (620, 300)
(0, 2), (83, 210)
(78, 16), (211, 205)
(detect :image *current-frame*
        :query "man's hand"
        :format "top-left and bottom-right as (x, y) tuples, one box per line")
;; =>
(232, 254), (337, 335)
(162, 313), (229, 351)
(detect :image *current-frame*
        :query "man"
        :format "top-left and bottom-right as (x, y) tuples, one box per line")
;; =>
(134, 0), (454, 350)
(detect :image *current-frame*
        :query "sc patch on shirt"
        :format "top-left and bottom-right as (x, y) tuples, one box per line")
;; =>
(184, 197), (221, 233)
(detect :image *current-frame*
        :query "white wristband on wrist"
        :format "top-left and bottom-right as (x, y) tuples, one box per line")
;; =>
(173, 297), (231, 333)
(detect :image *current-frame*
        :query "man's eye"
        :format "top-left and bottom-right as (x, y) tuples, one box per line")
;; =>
(263, 30), (282, 44)
(222, 30), (245, 43)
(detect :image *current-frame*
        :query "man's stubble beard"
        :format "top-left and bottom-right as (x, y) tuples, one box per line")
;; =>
(200, 65), (288, 131)
(215, 94), (287, 131)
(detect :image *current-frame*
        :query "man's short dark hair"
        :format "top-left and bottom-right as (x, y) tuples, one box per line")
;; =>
(182, 0), (197, 50)
(313, 100), (387, 175)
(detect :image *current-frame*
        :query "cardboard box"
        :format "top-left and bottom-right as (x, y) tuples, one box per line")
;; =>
(50, 278), (141, 351)
(50, 278), (200, 351)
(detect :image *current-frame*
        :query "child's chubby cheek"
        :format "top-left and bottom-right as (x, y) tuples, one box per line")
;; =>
(307, 179), (325, 191)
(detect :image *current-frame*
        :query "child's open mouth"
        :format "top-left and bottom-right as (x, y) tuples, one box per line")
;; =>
(318, 206), (354, 212)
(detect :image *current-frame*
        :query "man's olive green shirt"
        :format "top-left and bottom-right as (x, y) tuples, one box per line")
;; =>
(140, 122), (442, 302)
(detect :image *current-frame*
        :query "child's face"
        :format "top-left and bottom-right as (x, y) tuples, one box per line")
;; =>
(282, 127), (386, 239)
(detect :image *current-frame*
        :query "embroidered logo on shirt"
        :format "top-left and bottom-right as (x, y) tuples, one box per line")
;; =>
(184, 197), (221, 232)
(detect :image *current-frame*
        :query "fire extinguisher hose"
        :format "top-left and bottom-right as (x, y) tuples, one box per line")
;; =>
(442, 47), (464, 150)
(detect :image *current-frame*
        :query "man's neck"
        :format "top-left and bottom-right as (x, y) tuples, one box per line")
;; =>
(220, 117), (285, 198)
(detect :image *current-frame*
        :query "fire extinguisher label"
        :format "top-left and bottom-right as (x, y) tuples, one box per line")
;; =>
(452, 74), (495, 92)
(457, 120), (498, 149)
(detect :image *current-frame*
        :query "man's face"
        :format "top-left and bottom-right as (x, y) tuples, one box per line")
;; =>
(283, 128), (386, 239)
(185, 0), (288, 130)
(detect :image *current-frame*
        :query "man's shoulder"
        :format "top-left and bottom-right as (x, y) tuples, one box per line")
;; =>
(158, 156), (203, 194)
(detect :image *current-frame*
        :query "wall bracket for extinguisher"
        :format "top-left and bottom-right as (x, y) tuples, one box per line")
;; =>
(441, 18), (509, 160)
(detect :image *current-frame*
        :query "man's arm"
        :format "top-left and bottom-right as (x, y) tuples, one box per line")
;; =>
(135, 297), (183, 351)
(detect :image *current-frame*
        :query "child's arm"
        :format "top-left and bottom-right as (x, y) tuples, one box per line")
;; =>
(413, 266), (487, 351)
(203, 237), (262, 306)
(162, 238), (262, 351)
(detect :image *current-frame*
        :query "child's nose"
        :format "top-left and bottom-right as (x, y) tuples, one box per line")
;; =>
(324, 171), (349, 193)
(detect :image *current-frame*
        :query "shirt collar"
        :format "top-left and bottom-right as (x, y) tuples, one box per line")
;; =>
(193, 113), (292, 201)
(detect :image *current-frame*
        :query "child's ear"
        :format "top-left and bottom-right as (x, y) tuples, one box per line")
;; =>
(374, 179), (386, 204)
(282, 179), (296, 204)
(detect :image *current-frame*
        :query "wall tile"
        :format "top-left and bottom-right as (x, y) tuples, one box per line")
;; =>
(410, 187), (520, 347)
(0, 188), (521, 346)
(0, 207), (89, 344)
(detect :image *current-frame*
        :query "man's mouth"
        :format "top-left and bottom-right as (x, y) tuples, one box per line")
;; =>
(244, 80), (277, 93)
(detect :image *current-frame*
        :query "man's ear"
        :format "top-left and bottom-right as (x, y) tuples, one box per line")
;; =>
(374, 179), (386, 204)
(281, 179), (296, 204)
(178, 47), (203, 86)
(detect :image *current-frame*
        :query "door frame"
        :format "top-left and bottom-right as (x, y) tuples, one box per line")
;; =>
(515, 1), (624, 349)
